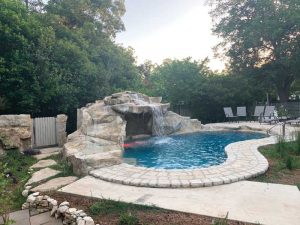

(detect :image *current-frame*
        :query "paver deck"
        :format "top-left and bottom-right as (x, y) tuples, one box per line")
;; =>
(59, 176), (300, 225)
(90, 122), (299, 188)
(90, 136), (275, 188)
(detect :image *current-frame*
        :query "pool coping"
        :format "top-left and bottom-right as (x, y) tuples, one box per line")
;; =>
(89, 133), (278, 188)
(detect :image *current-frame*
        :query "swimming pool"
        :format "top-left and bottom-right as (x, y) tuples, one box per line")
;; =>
(123, 131), (267, 169)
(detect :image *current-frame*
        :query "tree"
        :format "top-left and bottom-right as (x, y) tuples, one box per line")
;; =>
(0, 0), (140, 133)
(210, 0), (300, 102)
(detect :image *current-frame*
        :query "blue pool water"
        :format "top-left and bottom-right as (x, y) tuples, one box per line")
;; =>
(123, 131), (267, 169)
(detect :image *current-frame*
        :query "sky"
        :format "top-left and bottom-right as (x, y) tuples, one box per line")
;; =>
(115, 0), (225, 71)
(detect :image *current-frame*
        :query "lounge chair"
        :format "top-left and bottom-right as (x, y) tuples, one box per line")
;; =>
(286, 117), (300, 125)
(260, 106), (279, 124)
(237, 106), (247, 121)
(252, 106), (265, 121)
(223, 107), (238, 122)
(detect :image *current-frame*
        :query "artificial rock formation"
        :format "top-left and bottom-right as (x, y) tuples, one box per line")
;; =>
(0, 114), (32, 152)
(63, 91), (203, 175)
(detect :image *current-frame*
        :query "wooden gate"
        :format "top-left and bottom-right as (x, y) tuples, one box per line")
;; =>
(33, 117), (57, 147)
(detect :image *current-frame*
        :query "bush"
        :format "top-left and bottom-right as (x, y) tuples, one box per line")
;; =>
(276, 138), (287, 158)
(212, 213), (229, 225)
(90, 199), (159, 216)
(119, 212), (139, 225)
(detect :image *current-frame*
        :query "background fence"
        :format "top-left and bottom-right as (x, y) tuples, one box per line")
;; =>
(272, 101), (300, 118)
(32, 117), (57, 147)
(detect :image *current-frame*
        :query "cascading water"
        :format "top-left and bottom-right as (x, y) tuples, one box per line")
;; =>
(130, 93), (165, 136)
(150, 105), (165, 136)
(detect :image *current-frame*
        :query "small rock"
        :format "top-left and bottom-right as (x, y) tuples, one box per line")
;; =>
(67, 208), (77, 214)
(59, 201), (70, 207)
(84, 216), (95, 225)
(22, 202), (29, 210)
(25, 186), (32, 190)
(40, 200), (48, 207)
(50, 205), (58, 216)
(77, 218), (85, 225)
(43, 195), (49, 200)
(27, 195), (36, 203)
(37, 208), (48, 213)
(32, 192), (40, 197)
(22, 190), (29, 197)
(58, 205), (69, 214)
(75, 210), (83, 215)
(49, 199), (58, 208)
(78, 212), (87, 217)
(36, 195), (43, 202)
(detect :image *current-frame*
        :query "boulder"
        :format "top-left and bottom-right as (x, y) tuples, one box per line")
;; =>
(0, 114), (32, 151)
(161, 111), (183, 135)
(0, 114), (31, 127)
(64, 91), (203, 175)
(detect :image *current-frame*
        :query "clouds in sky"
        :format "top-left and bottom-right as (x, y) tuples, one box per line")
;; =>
(115, 0), (225, 71)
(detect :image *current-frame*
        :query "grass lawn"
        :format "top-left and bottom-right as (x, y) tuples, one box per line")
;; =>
(250, 139), (300, 189)
(0, 150), (37, 211)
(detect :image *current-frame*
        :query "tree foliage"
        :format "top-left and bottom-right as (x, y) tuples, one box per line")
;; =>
(210, 0), (300, 102)
(0, 0), (140, 130)
(143, 58), (266, 122)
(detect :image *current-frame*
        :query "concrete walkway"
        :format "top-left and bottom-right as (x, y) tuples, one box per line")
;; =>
(59, 176), (300, 225)
(0, 210), (62, 225)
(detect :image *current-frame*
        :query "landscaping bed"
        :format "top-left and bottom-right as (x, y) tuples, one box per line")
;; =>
(48, 191), (253, 225)
(0, 150), (37, 211)
(250, 139), (300, 189)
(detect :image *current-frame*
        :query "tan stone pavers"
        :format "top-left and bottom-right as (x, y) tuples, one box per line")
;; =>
(90, 135), (275, 188)
(89, 122), (299, 188)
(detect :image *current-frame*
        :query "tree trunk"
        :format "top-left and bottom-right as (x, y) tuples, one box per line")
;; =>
(277, 83), (291, 103)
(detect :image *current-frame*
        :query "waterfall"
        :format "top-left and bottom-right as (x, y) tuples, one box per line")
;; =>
(150, 105), (165, 136)
(130, 93), (165, 136)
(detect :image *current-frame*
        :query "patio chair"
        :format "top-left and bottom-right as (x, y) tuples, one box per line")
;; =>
(252, 106), (265, 121)
(286, 117), (300, 125)
(260, 105), (279, 124)
(223, 107), (238, 122)
(237, 106), (247, 121)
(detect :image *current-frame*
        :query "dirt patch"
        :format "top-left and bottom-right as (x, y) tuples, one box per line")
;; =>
(250, 144), (300, 187)
(47, 192), (253, 225)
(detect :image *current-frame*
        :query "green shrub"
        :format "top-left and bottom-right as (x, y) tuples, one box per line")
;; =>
(212, 213), (229, 225)
(276, 138), (287, 159)
(118, 212), (139, 225)
(90, 200), (159, 216)
(286, 156), (294, 170)
(0, 163), (15, 225)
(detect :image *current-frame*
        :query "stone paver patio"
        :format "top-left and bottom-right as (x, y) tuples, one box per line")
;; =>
(90, 136), (275, 188)
(90, 122), (299, 188)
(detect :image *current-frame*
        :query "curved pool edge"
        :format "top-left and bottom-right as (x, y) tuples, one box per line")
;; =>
(89, 134), (277, 188)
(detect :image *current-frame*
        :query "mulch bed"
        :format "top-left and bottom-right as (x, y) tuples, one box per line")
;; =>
(47, 191), (253, 225)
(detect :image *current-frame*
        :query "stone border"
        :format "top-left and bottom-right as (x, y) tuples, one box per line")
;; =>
(90, 135), (277, 188)
(22, 192), (98, 225)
